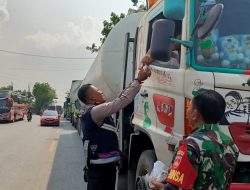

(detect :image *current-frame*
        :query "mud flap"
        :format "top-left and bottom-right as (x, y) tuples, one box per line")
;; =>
(83, 167), (88, 182)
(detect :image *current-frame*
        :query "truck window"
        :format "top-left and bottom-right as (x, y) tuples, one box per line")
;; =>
(0, 99), (7, 107)
(56, 105), (63, 115)
(48, 105), (56, 111)
(147, 13), (182, 69)
(194, 0), (250, 72)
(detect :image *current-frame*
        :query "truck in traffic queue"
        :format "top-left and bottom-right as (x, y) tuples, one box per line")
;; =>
(69, 80), (82, 128)
(63, 96), (70, 119)
(79, 0), (250, 189)
(47, 103), (64, 116)
(0, 90), (26, 122)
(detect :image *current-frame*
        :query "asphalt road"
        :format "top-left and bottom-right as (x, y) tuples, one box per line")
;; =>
(0, 115), (86, 190)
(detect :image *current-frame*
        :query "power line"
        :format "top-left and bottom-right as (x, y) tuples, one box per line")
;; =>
(0, 49), (95, 60)
(0, 67), (86, 71)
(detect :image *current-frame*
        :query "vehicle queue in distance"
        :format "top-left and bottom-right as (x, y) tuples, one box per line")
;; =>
(40, 104), (63, 127)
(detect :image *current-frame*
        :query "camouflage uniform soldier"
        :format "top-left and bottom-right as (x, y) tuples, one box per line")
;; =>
(152, 90), (239, 190)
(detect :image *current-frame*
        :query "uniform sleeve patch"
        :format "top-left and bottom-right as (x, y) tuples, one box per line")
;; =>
(166, 142), (198, 189)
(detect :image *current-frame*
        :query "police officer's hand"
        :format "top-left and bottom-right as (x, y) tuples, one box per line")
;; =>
(151, 180), (165, 190)
(136, 67), (151, 83)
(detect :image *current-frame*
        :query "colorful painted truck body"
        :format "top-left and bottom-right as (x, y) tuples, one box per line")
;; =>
(0, 91), (25, 122)
(128, 0), (250, 189)
(80, 1), (250, 189)
(68, 80), (82, 128)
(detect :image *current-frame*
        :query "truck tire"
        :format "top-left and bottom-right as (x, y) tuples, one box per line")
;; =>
(12, 115), (16, 123)
(77, 118), (81, 136)
(135, 150), (157, 190)
(74, 117), (77, 128)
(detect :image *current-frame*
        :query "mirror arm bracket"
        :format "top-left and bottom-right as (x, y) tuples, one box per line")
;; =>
(170, 38), (193, 48)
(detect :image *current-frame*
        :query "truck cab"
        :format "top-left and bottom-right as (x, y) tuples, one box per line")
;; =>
(126, 0), (250, 189)
(68, 80), (82, 128)
(0, 91), (25, 122)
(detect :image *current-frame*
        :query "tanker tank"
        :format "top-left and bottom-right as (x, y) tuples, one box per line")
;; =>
(81, 12), (144, 101)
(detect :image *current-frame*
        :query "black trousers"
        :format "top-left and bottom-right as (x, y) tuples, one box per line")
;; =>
(86, 163), (117, 190)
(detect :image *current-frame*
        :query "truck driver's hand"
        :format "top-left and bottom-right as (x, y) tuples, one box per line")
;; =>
(141, 54), (152, 66)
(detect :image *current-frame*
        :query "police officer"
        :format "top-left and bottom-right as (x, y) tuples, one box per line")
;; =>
(151, 90), (239, 190)
(77, 57), (151, 190)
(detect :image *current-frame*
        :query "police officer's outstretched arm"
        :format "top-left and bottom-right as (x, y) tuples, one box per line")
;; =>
(90, 56), (151, 126)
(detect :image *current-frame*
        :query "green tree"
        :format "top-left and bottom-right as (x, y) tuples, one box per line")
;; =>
(0, 86), (33, 104)
(11, 90), (33, 104)
(0, 85), (13, 91)
(12, 90), (26, 103)
(86, 43), (100, 54)
(86, 12), (125, 53)
(32, 82), (57, 113)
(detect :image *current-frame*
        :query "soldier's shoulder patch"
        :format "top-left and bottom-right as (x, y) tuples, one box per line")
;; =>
(166, 141), (198, 189)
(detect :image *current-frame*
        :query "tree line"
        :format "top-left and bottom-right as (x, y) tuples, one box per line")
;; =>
(0, 82), (57, 114)
(86, 6), (146, 53)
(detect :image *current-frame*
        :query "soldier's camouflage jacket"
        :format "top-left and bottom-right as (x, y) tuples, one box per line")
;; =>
(164, 123), (239, 190)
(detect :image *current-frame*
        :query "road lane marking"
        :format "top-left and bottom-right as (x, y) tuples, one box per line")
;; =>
(49, 140), (57, 153)
(56, 129), (61, 134)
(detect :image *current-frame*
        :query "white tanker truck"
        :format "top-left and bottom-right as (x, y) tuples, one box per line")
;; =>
(79, 1), (250, 189)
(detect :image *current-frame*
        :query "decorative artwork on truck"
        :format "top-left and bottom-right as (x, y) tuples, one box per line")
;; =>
(150, 67), (172, 86)
(192, 79), (205, 96)
(220, 91), (250, 124)
(196, 30), (250, 72)
(153, 94), (175, 133)
(143, 101), (151, 128)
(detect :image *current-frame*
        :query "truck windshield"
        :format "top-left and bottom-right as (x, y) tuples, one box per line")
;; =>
(56, 105), (63, 115)
(194, 0), (250, 72)
(48, 105), (56, 111)
(0, 99), (7, 107)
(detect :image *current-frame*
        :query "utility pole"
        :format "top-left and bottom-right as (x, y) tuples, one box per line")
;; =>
(11, 81), (14, 91)
(27, 84), (31, 103)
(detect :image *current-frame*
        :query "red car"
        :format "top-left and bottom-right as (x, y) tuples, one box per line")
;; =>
(40, 110), (60, 126)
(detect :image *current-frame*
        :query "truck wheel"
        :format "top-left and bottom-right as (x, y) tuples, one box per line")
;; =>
(79, 122), (83, 140)
(74, 118), (77, 128)
(12, 115), (16, 122)
(135, 150), (157, 190)
(70, 115), (73, 123)
(77, 118), (81, 136)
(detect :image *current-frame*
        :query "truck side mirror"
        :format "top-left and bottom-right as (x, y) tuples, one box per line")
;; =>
(150, 19), (175, 62)
(163, 0), (185, 20)
(66, 97), (70, 103)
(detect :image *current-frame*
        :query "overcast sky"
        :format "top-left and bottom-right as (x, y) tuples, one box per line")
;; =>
(0, 0), (135, 105)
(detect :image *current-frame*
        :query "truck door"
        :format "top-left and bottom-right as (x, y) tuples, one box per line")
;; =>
(133, 14), (187, 165)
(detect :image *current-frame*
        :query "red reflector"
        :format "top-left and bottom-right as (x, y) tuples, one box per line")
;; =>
(230, 183), (250, 190)
(229, 123), (250, 155)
